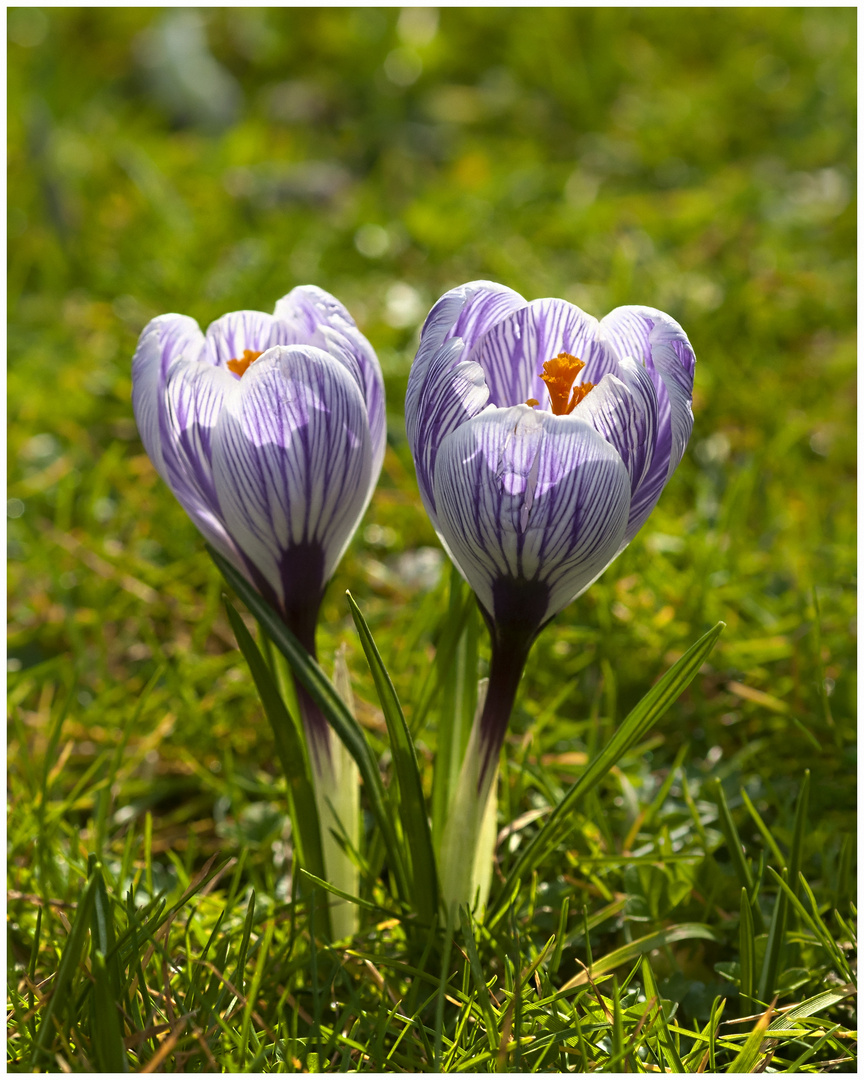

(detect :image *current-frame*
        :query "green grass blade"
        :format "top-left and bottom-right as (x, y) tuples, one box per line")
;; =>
(641, 956), (685, 1072)
(767, 986), (855, 1032)
(409, 566), (475, 738)
(90, 950), (129, 1073)
(740, 788), (785, 869)
(239, 920), (275, 1068)
(549, 896), (569, 977)
(757, 868), (788, 1004)
(347, 591), (438, 923)
(739, 887), (756, 1006)
(765, 868), (852, 981)
(224, 599), (325, 880)
(430, 575), (479, 845)
(558, 923), (720, 991)
(299, 868), (402, 918)
(434, 920), (455, 1071)
(833, 833), (853, 911)
(783, 1023), (843, 1073)
(26, 905), (43, 1043)
(786, 769), (809, 904)
(708, 995), (727, 1073)
(230, 890), (256, 1009)
(458, 906), (500, 1052)
(726, 1004), (773, 1073)
(87, 856), (121, 1002)
(488, 622), (724, 925)
(713, 780), (754, 893)
(207, 544), (410, 904)
(31, 870), (99, 1067)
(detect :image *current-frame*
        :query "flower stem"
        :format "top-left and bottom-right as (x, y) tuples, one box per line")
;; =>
(437, 681), (499, 920)
(282, 593), (333, 771)
(476, 624), (534, 786)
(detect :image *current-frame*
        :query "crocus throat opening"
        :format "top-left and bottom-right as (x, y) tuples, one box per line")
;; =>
(227, 349), (264, 377)
(526, 352), (594, 415)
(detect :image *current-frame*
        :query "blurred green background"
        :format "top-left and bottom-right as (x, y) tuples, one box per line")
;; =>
(8, 7), (855, 897)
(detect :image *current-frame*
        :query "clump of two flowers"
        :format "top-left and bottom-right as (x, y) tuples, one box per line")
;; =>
(132, 279), (696, 919)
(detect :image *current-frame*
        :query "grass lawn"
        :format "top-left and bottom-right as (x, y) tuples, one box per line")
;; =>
(8, 8), (856, 1072)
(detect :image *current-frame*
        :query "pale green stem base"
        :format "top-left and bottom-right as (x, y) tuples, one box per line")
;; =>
(310, 647), (360, 940)
(437, 681), (499, 924)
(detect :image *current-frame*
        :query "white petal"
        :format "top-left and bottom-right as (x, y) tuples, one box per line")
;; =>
(407, 340), (491, 529)
(406, 281), (526, 450)
(600, 304), (695, 479)
(131, 314), (204, 476)
(600, 306), (696, 543)
(432, 406), (630, 626)
(211, 346), (374, 610)
(276, 285), (387, 483)
(574, 357), (659, 493)
(202, 310), (285, 367)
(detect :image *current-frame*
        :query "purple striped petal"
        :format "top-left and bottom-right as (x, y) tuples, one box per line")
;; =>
(201, 310), (287, 368)
(406, 281), (525, 439)
(162, 359), (239, 554)
(438, 280), (528, 352)
(467, 298), (620, 409)
(406, 281), (526, 519)
(132, 314), (205, 476)
(132, 315), (240, 564)
(274, 283), (359, 338)
(211, 346), (374, 615)
(275, 286), (387, 481)
(574, 358), (659, 495)
(600, 306), (696, 543)
(432, 406), (631, 629)
(407, 340), (491, 528)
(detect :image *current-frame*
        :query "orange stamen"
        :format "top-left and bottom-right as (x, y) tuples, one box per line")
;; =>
(226, 349), (264, 377)
(535, 351), (594, 415)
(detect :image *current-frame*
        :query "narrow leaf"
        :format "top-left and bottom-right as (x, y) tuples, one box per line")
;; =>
(558, 923), (720, 992)
(641, 956), (685, 1072)
(786, 769), (809, 905)
(767, 986), (855, 1031)
(90, 951), (128, 1073)
(766, 868), (851, 981)
(299, 869), (402, 918)
(489, 622), (724, 924)
(726, 1002), (774, 1073)
(757, 868), (788, 1003)
(31, 870), (99, 1066)
(458, 906), (499, 1051)
(224, 600), (325, 880)
(347, 591), (438, 922)
(207, 545), (409, 903)
(430, 575), (479, 845)
(87, 857), (122, 1002)
(740, 788), (785, 869)
(713, 780), (754, 893)
(739, 887), (756, 1005)
(410, 567), (475, 738)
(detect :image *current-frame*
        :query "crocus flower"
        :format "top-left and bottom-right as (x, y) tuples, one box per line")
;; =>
(406, 280), (696, 789)
(132, 285), (386, 765)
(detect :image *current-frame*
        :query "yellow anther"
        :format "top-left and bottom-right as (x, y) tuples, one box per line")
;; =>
(537, 352), (594, 415)
(226, 349), (263, 377)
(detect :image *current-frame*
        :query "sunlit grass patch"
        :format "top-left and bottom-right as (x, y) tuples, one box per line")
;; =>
(8, 6), (855, 1073)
